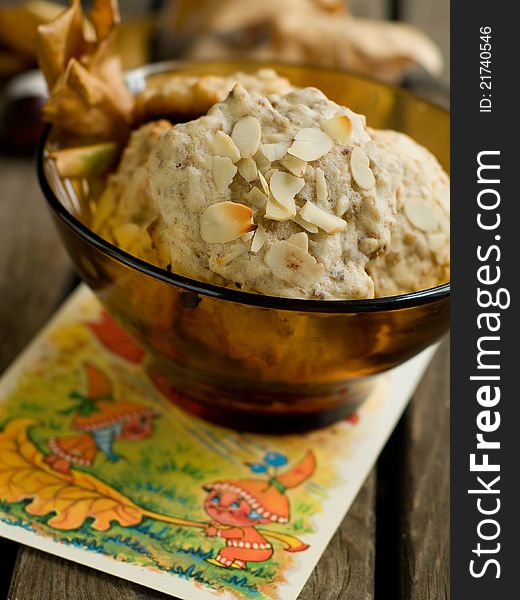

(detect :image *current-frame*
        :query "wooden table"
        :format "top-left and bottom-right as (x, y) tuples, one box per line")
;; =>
(0, 1), (449, 597)
(0, 158), (449, 600)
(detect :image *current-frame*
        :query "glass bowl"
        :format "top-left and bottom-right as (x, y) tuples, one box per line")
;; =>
(38, 61), (450, 432)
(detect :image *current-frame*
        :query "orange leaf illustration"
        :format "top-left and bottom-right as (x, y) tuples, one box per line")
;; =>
(0, 418), (142, 531)
(0, 419), (310, 552)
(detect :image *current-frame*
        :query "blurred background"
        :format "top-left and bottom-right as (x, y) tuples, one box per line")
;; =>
(0, 0), (449, 154)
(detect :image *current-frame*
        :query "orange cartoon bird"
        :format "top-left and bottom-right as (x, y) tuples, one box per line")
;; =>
(203, 450), (315, 570)
(44, 362), (156, 474)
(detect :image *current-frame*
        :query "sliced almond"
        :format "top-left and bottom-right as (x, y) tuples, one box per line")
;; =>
(427, 232), (448, 254)
(350, 147), (375, 190)
(359, 237), (380, 255)
(287, 232), (309, 253)
(265, 194), (294, 221)
(288, 128), (333, 162)
(270, 170), (304, 214)
(231, 116), (262, 158)
(281, 154), (307, 177)
(291, 213), (319, 234)
(321, 115), (352, 144)
(265, 240), (324, 288)
(258, 171), (270, 196)
(212, 131), (241, 163)
(251, 223), (267, 253)
(262, 142), (289, 162)
(316, 167), (328, 203)
(246, 186), (268, 208)
(212, 156), (238, 192)
(404, 198), (441, 233)
(241, 231), (255, 242)
(200, 201), (256, 243)
(254, 148), (270, 171)
(299, 201), (346, 234)
(214, 244), (248, 266)
(237, 157), (258, 182)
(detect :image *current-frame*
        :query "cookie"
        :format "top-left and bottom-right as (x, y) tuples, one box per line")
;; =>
(147, 84), (400, 300)
(367, 129), (450, 296)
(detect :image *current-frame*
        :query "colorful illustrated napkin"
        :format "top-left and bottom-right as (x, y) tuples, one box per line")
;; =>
(0, 285), (436, 599)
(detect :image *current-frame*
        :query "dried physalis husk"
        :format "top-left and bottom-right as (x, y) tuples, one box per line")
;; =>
(299, 201), (346, 234)
(200, 201), (256, 243)
(281, 154), (307, 177)
(212, 156), (238, 192)
(237, 157), (258, 182)
(269, 170), (304, 216)
(350, 147), (376, 190)
(321, 115), (352, 144)
(231, 116), (262, 158)
(404, 197), (441, 232)
(251, 223), (267, 253)
(287, 232), (309, 252)
(262, 142), (289, 162)
(212, 131), (241, 163)
(265, 240), (324, 288)
(288, 128), (333, 162)
(37, 0), (133, 140)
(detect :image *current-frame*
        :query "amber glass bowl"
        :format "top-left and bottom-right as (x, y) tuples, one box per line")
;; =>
(38, 61), (450, 432)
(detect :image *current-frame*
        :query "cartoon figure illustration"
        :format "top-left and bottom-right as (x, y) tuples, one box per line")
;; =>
(87, 311), (145, 364)
(203, 450), (316, 570)
(44, 362), (157, 474)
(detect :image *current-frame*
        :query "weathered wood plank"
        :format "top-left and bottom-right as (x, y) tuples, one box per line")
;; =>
(0, 157), (73, 373)
(299, 472), (376, 600)
(8, 549), (172, 600)
(399, 339), (450, 599)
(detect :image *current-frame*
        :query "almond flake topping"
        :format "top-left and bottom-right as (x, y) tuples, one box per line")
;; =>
(246, 186), (268, 208)
(265, 195), (294, 221)
(231, 116), (262, 158)
(321, 115), (352, 144)
(427, 232), (448, 254)
(262, 142), (289, 162)
(291, 213), (319, 234)
(212, 156), (238, 192)
(287, 232), (309, 253)
(359, 237), (380, 255)
(212, 131), (241, 163)
(237, 157), (258, 182)
(265, 240), (324, 288)
(214, 244), (249, 266)
(404, 198), (441, 232)
(288, 128), (333, 162)
(258, 171), (270, 196)
(299, 201), (346, 234)
(316, 168), (328, 202)
(270, 170), (304, 214)
(350, 147), (375, 190)
(200, 201), (256, 243)
(281, 154), (307, 177)
(251, 224), (267, 253)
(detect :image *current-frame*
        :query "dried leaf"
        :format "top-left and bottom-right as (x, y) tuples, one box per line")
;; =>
(0, 418), (142, 531)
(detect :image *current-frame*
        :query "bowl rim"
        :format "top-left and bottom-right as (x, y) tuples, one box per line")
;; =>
(37, 59), (450, 315)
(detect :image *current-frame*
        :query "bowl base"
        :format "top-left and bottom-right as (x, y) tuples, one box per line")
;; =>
(147, 366), (372, 433)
